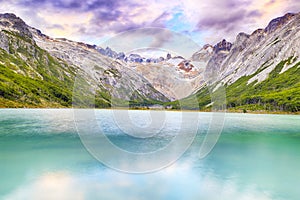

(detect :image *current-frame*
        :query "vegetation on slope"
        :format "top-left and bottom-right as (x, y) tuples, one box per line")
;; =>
(225, 59), (300, 112)
(0, 29), (74, 107)
(0, 30), (166, 108)
(171, 58), (300, 113)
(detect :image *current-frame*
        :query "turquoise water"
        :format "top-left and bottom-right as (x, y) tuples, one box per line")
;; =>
(0, 109), (300, 200)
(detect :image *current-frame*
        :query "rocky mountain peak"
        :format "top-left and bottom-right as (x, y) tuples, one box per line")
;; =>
(126, 53), (143, 63)
(30, 27), (48, 39)
(236, 32), (250, 40)
(251, 28), (265, 36)
(166, 53), (172, 60)
(95, 46), (173, 63)
(213, 39), (232, 53)
(203, 44), (214, 50)
(0, 13), (32, 39)
(0, 13), (19, 21)
(264, 12), (297, 34)
(191, 44), (213, 62)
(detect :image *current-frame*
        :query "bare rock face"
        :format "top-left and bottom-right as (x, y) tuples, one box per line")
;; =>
(213, 39), (233, 53)
(203, 39), (232, 83)
(31, 11), (299, 101)
(134, 61), (204, 100)
(196, 12), (300, 86)
(0, 14), (72, 82)
(192, 44), (213, 62)
(0, 13), (33, 39)
(0, 13), (169, 103)
(31, 32), (169, 102)
(178, 60), (194, 72)
(1, 12), (300, 103)
(0, 13), (201, 102)
(0, 13), (36, 54)
(30, 35), (166, 101)
(166, 53), (172, 60)
(0, 30), (9, 53)
(264, 13), (296, 34)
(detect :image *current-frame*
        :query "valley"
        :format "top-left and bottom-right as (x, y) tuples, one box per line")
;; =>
(0, 12), (299, 113)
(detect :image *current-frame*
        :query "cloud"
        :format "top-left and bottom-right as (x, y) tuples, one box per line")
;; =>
(194, 0), (262, 43)
(197, 8), (263, 43)
(193, 0), (300, 43)
(0, 0), (299, 47)
(150, 11), (172, 27)
(100, 27), (201, 59)
(47, 24), (65, 30)
(198, 9), (247, 33)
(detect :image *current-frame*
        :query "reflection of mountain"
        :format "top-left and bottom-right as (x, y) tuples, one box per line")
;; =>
(0, 12), (299, 112)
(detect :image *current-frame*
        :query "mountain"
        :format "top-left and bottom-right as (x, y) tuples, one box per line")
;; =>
(0, 13), (76, 107)
(182, 12), (300, 112)
(0, 12), (299, 112)
(0, 13), (169, 108)
(131, 58), (204, 100)
(95, 45), (171, 64)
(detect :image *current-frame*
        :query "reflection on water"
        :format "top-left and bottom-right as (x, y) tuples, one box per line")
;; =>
(3, 164), (274, 200)
(0, 109), (300, 200)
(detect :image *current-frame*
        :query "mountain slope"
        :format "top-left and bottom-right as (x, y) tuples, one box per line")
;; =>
(31, 28), (169, 102)
(187, 12), (300, 112)
(0, 13), (169, 108)
(0, 12), (299, 112)
(0, 14), (77, 107)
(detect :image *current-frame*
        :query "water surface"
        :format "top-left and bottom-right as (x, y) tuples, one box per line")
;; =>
(0, 109), (299, 200)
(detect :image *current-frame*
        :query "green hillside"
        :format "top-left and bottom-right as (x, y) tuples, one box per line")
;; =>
(0, 29), (165, 108)
(168, 58), (300, 113)
(0, 29), (75, 108)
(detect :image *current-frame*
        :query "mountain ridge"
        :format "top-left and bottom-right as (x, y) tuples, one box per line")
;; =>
(185, 12), (300, 112)
(0, 12), (299, 112)
(0, 13), (169, 108)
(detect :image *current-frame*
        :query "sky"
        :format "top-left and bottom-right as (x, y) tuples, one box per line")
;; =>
(0, 0), (300, 49)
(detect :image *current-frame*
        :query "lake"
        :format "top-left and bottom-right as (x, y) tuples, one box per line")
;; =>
(0, 109), (299, 200)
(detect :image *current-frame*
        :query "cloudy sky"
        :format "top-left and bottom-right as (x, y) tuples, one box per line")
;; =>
(1, 0), (300, 47)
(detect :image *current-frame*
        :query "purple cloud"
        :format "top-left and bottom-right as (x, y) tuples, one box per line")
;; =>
(150, 12), (171, 27)
(1, 0), (300, 47)
(282, 0), (300, 14)
(247, 10), (262, 18)
(17, 0), (123, 15)
(86, 0), (119, 11)
(19, 0), (81, 9)
(94, 9), (122, 22)
(189, 0), (267, 43)
(198, 9), (247, 33)
(197, 6), (265, 43)
(47, 24), (65, 30)
(265, 0), (276, 6)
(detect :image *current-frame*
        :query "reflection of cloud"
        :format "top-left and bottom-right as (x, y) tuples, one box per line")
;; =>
(4, 165), (273, 200)
(4, 172), (85, 200)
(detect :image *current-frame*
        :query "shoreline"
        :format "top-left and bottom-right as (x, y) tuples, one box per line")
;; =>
(0, 107), (299, 115)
